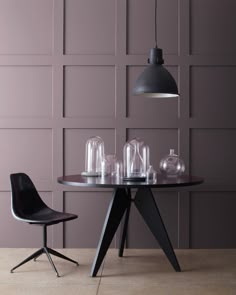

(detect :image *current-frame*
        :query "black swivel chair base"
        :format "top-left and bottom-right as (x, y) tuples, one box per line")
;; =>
(10, 247), (79, 277)
(10, 226), (79, 277)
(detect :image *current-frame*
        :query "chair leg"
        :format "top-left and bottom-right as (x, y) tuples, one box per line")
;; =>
(47, 248), (79, 265)
(10, 248), (44, 273)
(43, 247), (60, 277)
(33, 252), (43, 261)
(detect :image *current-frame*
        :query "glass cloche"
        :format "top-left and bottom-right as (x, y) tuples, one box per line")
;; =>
(123, 138), (150, 181)
(82, 136), (105, 176)
(159, 149), (185, 177)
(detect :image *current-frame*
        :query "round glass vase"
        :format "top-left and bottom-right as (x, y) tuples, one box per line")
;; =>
(159, 149), (185, 177)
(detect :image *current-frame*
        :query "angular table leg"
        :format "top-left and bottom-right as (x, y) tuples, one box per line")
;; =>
(119, 189), (131, 257)
(91, 188), (130, 277)
(134, 187), (181, 272)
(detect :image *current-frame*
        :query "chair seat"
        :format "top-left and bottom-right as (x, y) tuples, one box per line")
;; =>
(18, 208), (78, 225)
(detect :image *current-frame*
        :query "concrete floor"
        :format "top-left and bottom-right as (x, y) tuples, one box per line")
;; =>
(0, 248), (236, 294)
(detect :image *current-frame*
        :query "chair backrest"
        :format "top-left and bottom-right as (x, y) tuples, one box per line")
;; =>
(10, 173), (48, 220)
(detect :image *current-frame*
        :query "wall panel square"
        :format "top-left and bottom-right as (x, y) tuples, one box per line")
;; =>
(127, 66), (179, 119)
(64, 128), (115, 175)
(128, 192), (179, 248)
(190, 129), (236, 184)
(64, 0), (115, 55)
(128, 128), (179, 172)
(0, 192), (53, 247)
(190, 0), (236, 55)
(0, 66), (52, 118)
(0, 0), (53, 54)
(190, 192), (236, 248)
(190, 66), (236, 120)
(127, 0), (179, 55)
(64, 66), (115, 118)
(64, 191), (114, 248)
(0, 129), (53, 189)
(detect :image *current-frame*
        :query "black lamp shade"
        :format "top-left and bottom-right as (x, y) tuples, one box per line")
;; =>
(133, 48), (179, 98)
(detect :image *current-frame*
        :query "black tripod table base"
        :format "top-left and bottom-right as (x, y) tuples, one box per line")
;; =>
(91, 187), (181, 277)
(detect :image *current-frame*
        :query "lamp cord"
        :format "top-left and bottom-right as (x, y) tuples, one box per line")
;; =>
(155, 0), (157, 48)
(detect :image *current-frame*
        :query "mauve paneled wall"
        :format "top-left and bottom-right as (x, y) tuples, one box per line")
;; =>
(0, 0), (236, 249)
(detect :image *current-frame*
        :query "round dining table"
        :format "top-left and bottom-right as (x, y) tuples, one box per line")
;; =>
(58, 174), (204, 277)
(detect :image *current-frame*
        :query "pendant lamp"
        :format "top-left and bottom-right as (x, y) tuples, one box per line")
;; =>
(133, 0), (179, 98)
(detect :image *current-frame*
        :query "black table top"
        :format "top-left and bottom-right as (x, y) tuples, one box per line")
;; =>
(58, 174), (204, 189)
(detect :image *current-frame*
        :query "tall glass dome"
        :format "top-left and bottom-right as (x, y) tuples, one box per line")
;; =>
(83, 136), (105, 176)
(123, 138), (150, 180)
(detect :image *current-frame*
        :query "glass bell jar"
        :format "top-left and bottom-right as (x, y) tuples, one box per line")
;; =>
(82, 136), (105, 176)
(159, 149), (185, 177)
(101, 154), (117, 177)
(123, 138), (150, 181)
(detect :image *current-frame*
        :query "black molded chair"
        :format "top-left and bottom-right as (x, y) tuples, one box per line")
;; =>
(10, 173), (78, 277)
